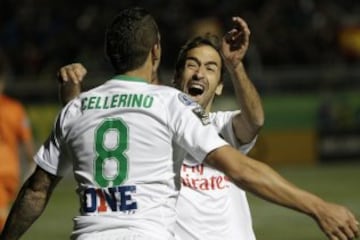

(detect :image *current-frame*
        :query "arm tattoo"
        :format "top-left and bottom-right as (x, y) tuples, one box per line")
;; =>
(1, 167), (61, 240)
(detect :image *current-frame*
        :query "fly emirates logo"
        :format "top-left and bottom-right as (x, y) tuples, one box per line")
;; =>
(181, 164), (230, 190)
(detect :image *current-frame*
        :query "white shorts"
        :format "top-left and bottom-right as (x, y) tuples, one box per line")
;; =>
(73, 229), (157, 240)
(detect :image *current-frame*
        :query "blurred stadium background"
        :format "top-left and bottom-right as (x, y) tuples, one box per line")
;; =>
(1, 0), (359, 239)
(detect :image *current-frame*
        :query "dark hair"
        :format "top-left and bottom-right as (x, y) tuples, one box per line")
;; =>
(174, 33), (225, 82)
(105, 7), (159, 74)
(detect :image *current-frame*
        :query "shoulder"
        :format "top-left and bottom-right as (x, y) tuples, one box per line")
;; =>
(150, 85), (198, 108)
(148, 84), (179, 97)
(58, 96), (83, 125)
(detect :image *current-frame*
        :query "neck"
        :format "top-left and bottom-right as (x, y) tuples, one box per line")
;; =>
(203, 96), (215, 113)
(124, 69), (151, 83)
(204, 103), (212, 113)
(123, 53), (153, 83)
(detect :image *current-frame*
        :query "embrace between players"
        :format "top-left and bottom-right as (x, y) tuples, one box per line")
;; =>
(1, 7), (358, 240)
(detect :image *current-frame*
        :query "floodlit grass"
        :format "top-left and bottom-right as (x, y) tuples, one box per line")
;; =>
(249, 162), (360, 240)
(20, 162), (360, 240)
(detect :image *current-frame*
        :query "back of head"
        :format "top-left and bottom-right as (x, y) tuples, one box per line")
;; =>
(174, 33), (225, 82)
(105, 7), (159, 74)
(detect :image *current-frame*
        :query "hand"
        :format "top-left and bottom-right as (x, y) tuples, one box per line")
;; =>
(57, 63), (87, 84)
(314, 201), (359, 240)
(221, 17), (250, 68)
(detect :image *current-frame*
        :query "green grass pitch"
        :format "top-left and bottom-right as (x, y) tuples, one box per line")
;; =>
(20, 162), (359, 240)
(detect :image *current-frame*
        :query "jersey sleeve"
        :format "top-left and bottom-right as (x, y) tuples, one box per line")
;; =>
(211, 111), (257, 154)
(167, 92), (229, 164)
(33, 103), (76, 176)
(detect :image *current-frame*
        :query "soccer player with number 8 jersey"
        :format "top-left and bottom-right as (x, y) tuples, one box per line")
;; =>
(1, 6), (358, 240)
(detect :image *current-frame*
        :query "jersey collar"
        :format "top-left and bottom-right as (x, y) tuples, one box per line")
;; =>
(113, 75), (148, 83)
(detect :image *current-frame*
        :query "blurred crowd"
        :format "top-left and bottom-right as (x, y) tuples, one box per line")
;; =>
(1, 0), (360, 82)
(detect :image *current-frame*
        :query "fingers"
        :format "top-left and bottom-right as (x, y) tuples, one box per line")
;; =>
(329, 230), (348, 240)
(341, 225), (356, 239)
(227, 16), (250, 41)
(328, 217), (359, 240)
(319, 204), (359, 240)
(348, 215), (359, 238)
(344, 210), (359, 239)
(327, 227), (354, 240)
(57, 63), (87, 84)
(232, 16), (250, 36)
(354, 221), (360, 238)
(223, 16), (250, 52)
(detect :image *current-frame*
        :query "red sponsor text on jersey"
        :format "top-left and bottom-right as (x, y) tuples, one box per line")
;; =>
(181, 164), (230, 190)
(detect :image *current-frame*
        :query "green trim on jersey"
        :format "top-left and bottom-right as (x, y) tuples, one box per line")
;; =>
(113, 75), (148, 83)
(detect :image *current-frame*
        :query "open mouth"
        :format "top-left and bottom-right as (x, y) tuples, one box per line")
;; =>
(188, 84), (204, 96)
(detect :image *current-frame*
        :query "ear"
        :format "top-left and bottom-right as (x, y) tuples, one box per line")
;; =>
(150, 43), (161, 75)
(215, 82), (223, 96)
(151, 43), (161, 63)
(150, 43), (161, 84)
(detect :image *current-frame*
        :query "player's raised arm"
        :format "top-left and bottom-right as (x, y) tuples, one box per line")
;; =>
(221, 17), (264, 144)
(205, 145), (359, 240)
(0, 167), (62, 240)
(57, 63), (87, 106)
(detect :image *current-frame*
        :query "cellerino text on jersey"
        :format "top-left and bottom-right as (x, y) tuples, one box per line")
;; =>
(81, 94), (154, 111)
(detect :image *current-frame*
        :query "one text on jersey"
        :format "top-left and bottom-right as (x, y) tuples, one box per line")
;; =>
(82, 186), (138, 214)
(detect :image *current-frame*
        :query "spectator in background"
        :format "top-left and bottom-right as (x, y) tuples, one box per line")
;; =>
(2, 0), (360, 81)
(0, 51), (35, 231)
(338, 20), (360, 62)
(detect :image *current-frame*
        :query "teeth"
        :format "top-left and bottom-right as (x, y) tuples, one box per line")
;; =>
(189, 84), (204, 90)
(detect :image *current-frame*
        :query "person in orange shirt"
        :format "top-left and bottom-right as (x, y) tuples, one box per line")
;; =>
(0, 54), (35, 231)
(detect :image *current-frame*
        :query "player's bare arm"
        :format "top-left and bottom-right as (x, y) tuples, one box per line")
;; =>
(57, 63), (86, 106)
(0, 167), (62, 240)
(205, 145), (359, 240)
(221, 17), (264, 144)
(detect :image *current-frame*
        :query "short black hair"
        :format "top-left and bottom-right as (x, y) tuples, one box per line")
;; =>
(174, 33), (225, 82)
(105, 7), (159, 74)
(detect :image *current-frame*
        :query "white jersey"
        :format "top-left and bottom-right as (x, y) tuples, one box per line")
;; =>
(34, 75), (228, 240)
(175, 111), (256, 240)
